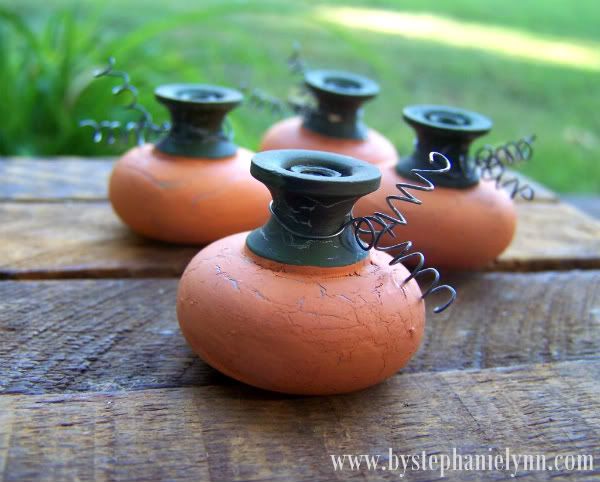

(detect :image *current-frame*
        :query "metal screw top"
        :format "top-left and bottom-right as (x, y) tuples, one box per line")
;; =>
(154, 84), (243, 159)
(398, 104), (493, 188)
(302, 70), (380, 140)
(246, 149), (381, 267)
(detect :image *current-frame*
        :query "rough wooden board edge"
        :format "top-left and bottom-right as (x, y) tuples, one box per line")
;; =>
(0, 359), (598, 481)
(1, 271), (599, 395)
(0, 197), (109, 203)
(0, 201), (198, 281)
(487, 257), (600, 272)
(0, 157), (113, 202)
(0, 158), (559, 204)
(508, 169), (558, 203)
(0, 156), (115, 162)
(494, 202), (600, 272)
(0, 267), (185, 280)
(1, 199), (598, 281)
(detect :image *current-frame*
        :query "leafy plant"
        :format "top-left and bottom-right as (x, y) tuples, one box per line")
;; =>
(0, 7), (107, 155)
(0, 1), (278, 156)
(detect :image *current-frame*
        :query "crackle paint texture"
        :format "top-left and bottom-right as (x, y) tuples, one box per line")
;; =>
(355, 161), (517, 270)
(177, 232), (425, 395)
(109, 144), (271, 244)
(260, 117), (397, 166)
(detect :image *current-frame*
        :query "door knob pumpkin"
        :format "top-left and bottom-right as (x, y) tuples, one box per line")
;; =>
(177, 149), (455, 395)
(259, 70), (397, 165)
(107, 83), (270, 244)
(355, 104), (533, 271)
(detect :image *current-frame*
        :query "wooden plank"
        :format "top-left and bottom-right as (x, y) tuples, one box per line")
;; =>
(0, 202), (197, 279)
(1, 360), (598, 481)
(509, 169), (558, 203)
(496, 202), (600, 271)
(1, 271), (598, 395)
(562, 195), (600, 220)
(1, 200), (599, 280)
(0, 157), (112, 201)
(0, 279), (221, 394)
(0, 158), (558, 204)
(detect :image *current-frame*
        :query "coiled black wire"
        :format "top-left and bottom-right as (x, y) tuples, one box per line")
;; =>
(241, 43), (314, 118)
(347, 152), (457, 313)
(79, 57), (168, 146)
(239, 83), (292, 117)
(287, 41), (308, 76)
(475, 135), (536, 200)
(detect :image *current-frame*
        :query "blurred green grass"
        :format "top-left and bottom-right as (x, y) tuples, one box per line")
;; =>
(2, 0), (599, 193)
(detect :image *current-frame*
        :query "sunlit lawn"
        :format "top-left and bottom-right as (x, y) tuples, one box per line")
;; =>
(7, 0), (600, 192)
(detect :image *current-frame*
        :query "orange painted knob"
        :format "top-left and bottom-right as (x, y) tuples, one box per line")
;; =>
(260, 70), (397, 165)
(177, 235), (425, 395)
(177, 150), (426, 394)
(109, 144), (270, 244)
(108, 83), (270, 244)
(260, 116), (397, 166)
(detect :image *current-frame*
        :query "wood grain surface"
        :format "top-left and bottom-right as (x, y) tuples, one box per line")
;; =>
(0, 157), (558, 203)
(0, 202), (197, 279)
(1, 201), (599, 280)
(1, 359), (598, 481)
(0, 157), (112, 201)
(496, 202), (600, 270)
(510, 170), (558, 203)
(1, 271), (598, 395)
(1, 157), (598, 482)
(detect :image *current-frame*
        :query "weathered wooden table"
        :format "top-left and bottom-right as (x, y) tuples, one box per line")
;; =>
(1, 157), (599, 481)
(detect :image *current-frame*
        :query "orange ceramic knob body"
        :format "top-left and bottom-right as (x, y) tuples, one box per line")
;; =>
(177, 150), (425, 395)
(260, 116), (397, 166)
(108, 84), (270, 244)
(109, 144), (269, 244)
(355, 105), (516, 270)
(259, 70), (397, 165)
(177, 234), (425, 395)
(355, 162), (516, 271)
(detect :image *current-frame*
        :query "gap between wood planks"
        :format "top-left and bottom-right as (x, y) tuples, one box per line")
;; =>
(1, 271), (598, 395)
(0, 359), (598, 481)
(0, 157), (558, 203)
(2, 158), (599, 279)
(1, 200), (599, 280)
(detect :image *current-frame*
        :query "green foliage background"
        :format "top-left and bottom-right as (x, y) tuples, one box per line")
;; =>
(1, 0), (599, 192)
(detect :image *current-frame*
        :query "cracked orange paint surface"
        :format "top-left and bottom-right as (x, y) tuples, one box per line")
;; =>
(109, 144), (271, 244)
(355, 161), (517, 270)
(259, 117), (397, 166)
(177, 232), (425, 395)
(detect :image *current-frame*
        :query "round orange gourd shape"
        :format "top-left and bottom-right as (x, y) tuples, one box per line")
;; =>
(355, 105), (516, 271)
(177, 150), (426, 395)
(109, 84), (270, 244)
(260, 70), (397, 165)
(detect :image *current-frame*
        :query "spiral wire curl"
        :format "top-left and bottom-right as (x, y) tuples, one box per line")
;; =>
(79, 57), (169, 146)
(240, 83), (293, 117)
(346, 152), (457, 313)
(240, 81), (314, 119)
(474, 135), (537, 200)
(287, 41), (308, 76)
(241, 43), (316, 118)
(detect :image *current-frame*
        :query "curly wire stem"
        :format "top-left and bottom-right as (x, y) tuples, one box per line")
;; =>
(346, 151), (457, 313)
(287, 41), (308, 76)
(242, 43), (315, 119)
(240, 83), (293, 117)
(240, 80), (315, 119)
(475, 135), (537, 200)
(79, 57), (168, 146)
